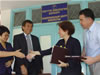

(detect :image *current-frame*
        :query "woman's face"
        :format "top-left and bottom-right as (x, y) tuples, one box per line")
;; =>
(0, 32), (9, 42)
(58, 27), (68, 38)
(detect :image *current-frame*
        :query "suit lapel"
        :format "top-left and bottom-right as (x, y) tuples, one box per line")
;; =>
(31, 35), (35, 51)
(21, 33), (28, 51)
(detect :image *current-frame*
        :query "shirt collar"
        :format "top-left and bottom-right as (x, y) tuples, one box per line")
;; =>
(24, 33), (31, 37)
(88, 21), (95, 32)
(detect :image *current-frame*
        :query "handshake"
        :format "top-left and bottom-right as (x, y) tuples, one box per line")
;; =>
(26, 50), (41, 60)
(14, 49), (40, 60)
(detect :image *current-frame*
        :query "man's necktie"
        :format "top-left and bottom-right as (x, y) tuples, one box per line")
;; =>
(26, 35), (33, 62)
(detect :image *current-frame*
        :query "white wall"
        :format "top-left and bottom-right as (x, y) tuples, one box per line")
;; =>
(96, 21), (100, 23)
(40, 35), (52, 73)
(1, 9), (11, 28)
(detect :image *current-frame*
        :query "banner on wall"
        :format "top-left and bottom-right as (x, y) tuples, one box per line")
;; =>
(42, 3), (67, 23)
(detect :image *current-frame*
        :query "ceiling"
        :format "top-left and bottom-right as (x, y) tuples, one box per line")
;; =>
(0, 0), (68, 10)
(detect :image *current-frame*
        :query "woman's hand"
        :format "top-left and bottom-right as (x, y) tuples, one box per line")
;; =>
(31, 51), (41, 56)
(58, 60), (69, 67)
(14, 49), (25, 58)
(5, 60), (13, 68)
(26, 51), (40, 60)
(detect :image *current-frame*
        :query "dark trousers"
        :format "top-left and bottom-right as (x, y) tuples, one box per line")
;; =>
(16, 65), (39, 75)
(60, 68), (81, 75)
(0, 69), (12, 75)
(16, 70), (38, 75)
(0, 72), (11, 75)
(28, 62), (39, 75)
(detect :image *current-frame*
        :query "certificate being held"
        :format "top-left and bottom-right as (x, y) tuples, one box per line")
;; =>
(65, 56), (87, 60)
(50, 46), (87, 64)
(50, 46), (68, 64)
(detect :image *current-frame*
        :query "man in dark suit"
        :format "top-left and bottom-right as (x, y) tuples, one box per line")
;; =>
(13, 20), (43, 75)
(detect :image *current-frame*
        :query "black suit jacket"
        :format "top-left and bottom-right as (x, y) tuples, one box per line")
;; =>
(40, 36), (81, 75)
(13, 33), (43, 74)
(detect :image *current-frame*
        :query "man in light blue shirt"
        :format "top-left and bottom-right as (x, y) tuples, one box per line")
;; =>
(79, 8), (100, 75)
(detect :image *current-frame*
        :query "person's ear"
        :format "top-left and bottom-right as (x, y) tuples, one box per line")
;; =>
(22, 26), (25, 31)
(87, 17), (91, 21)
(65, 30), (68, 34)
(87, 17), (93, 24)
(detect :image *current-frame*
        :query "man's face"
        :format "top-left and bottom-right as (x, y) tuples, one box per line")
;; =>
(22, 23), (33, 34)
(79, 14), (90, 29)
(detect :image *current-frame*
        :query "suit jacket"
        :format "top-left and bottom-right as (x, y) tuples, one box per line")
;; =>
(40, 36), (81, 75)
(13, 33), (43, 74)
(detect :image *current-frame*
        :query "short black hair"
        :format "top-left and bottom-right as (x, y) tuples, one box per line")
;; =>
(0, 25), (10, 36)
(58, 21), (75, 35)
(79, 8), (95, 21)
(22, 20), (33, 26)
(22, 20), (33, 31)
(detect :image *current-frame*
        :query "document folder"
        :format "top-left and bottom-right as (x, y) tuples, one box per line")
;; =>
(50, 46), (68, 64)
(65, 56), (87, 60)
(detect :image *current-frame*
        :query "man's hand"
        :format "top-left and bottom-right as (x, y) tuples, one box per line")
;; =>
(14, 49), (25, 58)
(82, 56), (96, 65)
(5, 60), (13, 68)
(26, 53), (35, 60)
(58, 60), (69, 67)
(26, 51), (40, 60)
(20, 65), (28, 75)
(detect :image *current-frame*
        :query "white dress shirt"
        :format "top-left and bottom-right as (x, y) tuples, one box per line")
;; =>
(83, 22), (100, 57)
